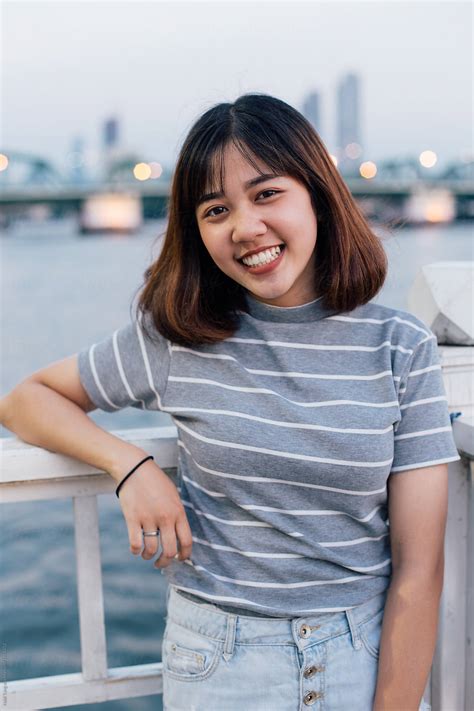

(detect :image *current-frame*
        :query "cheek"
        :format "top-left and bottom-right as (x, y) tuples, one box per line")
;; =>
(283, 225), (317, 257)
(278, 203), (317, 240)
(200, 235), (237, 272)
(200, 234), (220, 262)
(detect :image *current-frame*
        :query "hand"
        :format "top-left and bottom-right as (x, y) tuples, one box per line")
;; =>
(117, 459), (193, 568)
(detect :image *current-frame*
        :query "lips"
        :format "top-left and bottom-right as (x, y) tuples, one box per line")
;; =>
(238, 243), (286, 273)
(237, 244), (285, 262)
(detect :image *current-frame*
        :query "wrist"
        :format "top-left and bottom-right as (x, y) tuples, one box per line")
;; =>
(105, 444), (150, 484)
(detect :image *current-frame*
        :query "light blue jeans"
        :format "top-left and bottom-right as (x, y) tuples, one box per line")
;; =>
(161, 585), (432, 711)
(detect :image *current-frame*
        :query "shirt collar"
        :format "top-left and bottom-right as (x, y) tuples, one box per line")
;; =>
(241, 291), (339, 323)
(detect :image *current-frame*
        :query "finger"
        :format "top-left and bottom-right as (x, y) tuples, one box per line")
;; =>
(175, 514), (193, 561)
(128, 522), (144, 556)
(154, 522), (178, 568)
(141, 520), (161, 560)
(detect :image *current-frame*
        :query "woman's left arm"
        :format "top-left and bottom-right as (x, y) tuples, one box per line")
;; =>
(373, 462), (448, 711)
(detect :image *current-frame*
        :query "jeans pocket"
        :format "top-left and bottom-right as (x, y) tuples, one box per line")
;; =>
(162, 618), (222, 682)
(358, 606), (385, 661)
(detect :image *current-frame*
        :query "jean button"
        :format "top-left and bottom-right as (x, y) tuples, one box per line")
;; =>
(299, 624), (312, 638)
(303, 665), (324, 678)
(303, 690), (323, 705)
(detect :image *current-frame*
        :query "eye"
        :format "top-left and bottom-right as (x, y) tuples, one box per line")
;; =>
(204, 205), (226, 219)
(258, 189), (279, 200)
(203, 189), (280, 219)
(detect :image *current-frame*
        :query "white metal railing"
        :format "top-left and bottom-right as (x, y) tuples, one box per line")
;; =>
(0, 426), (178, 710)
(1, 410), (473, 709)
(435, 416), (473, 711)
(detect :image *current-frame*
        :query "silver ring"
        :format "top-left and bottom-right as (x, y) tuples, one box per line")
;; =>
(143, 529), (160, 537)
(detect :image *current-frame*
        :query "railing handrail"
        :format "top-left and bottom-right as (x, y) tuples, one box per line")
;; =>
(1, 418), (472, 485)
(0, 425), (178, 488)
(1, 421), (472, 710)
(1, 426), (180, 710)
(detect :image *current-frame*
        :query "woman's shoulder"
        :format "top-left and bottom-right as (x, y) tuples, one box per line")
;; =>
(352, 300), (435, 350)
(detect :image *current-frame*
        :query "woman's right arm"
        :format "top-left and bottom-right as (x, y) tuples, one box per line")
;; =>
(0, 355), (193, 567)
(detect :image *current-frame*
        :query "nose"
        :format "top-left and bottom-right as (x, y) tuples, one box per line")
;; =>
(231, 206), (268, 245)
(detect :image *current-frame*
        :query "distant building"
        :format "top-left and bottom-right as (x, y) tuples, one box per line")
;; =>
(102, 117), (121, 181)
(302, 92), (322, 135)
(69, 136), (86, 184)
(336, 73), (362, 174)
(103, 117), (119, 149)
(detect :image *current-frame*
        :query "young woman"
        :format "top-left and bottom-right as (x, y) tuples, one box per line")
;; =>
(2, 94), (459, 710)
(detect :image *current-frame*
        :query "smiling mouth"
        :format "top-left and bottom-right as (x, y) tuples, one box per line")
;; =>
(238, 244), (286, 272)
(238, 244), (286, 264)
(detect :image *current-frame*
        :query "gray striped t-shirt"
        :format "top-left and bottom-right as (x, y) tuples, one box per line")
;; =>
(77, 292), (460, 616)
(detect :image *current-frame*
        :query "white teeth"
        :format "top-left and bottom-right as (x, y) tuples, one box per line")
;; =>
(242, 245), (282, 267)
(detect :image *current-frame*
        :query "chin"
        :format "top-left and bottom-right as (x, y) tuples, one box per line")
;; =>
(251, 289), (289, 303)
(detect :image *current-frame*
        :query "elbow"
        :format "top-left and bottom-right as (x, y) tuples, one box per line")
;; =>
(0, 381), (38, 431)
(0, 390), (18, 430)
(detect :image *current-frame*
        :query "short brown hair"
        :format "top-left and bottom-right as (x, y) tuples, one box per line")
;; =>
(135, 93), (388, 347)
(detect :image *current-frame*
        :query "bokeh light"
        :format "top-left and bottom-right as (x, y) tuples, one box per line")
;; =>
(149, 161), (163, 179)
(133, 162), (151, 181)
(419, 150), (437, 168)
(345, 143), (362, 159)
(359, 161), (377, 179)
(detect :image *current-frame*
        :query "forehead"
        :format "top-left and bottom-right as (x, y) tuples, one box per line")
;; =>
(205, 143), (273, 190)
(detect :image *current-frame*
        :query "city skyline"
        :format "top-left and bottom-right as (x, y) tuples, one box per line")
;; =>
(3, 1), (472, 174)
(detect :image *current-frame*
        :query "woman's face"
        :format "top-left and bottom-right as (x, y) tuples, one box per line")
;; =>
(195, 143), (319, 308)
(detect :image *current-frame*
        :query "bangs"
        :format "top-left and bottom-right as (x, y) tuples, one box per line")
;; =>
(190, 136), (289, 214)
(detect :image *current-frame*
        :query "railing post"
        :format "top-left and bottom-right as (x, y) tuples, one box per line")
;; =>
(0, 427), (178, 707)
(464, 457), (474, 710)
(407, 261), (474, 710)
(73, 495), (108, 680)
(431, 454), (470, 710)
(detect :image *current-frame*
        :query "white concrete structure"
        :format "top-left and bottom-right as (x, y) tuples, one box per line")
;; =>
(408, 261), (474, 345)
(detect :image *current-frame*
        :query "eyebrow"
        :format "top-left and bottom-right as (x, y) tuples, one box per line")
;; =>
(196, 173), (283, 209)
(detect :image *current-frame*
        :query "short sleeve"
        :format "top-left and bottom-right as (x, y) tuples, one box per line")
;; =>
(77, 312), (171, 413)
(391, 331), (461, 473)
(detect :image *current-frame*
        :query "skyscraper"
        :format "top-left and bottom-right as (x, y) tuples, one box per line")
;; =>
(103, 117), (119, 149)
(302, 92), (322, 135)
(69, 136), (86, 184)
(102, 116), (121, 181)
(336, 73), (362, 174)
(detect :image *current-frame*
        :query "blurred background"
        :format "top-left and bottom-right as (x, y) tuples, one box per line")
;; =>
(1, 1), (472, 709)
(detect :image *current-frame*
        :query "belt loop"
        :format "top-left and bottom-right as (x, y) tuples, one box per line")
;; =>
(345, 608), (362, 650)
(223, 613), (237, 662)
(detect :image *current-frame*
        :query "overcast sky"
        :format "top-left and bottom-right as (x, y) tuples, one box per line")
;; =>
(2, 0), (472, 174)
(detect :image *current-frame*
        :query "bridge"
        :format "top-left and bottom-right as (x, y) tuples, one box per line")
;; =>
(1, 153), (473, 223)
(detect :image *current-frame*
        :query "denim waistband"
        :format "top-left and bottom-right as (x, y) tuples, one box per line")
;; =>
(167, 585), (389, 647)
(172, 586), (388, 620)
(175, 588), (293, 618)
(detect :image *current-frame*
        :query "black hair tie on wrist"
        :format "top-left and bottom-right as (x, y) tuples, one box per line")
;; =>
(115, 455), (154, 498)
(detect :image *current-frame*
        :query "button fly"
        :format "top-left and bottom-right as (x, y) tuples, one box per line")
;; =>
(299, 623), (321, 639)
(303, 690), (324, 705)
(303, 665), (325, 678)
(300, 624), (311, 638)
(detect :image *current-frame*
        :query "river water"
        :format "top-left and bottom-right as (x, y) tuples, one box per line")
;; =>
(1, 217), (472, 710)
